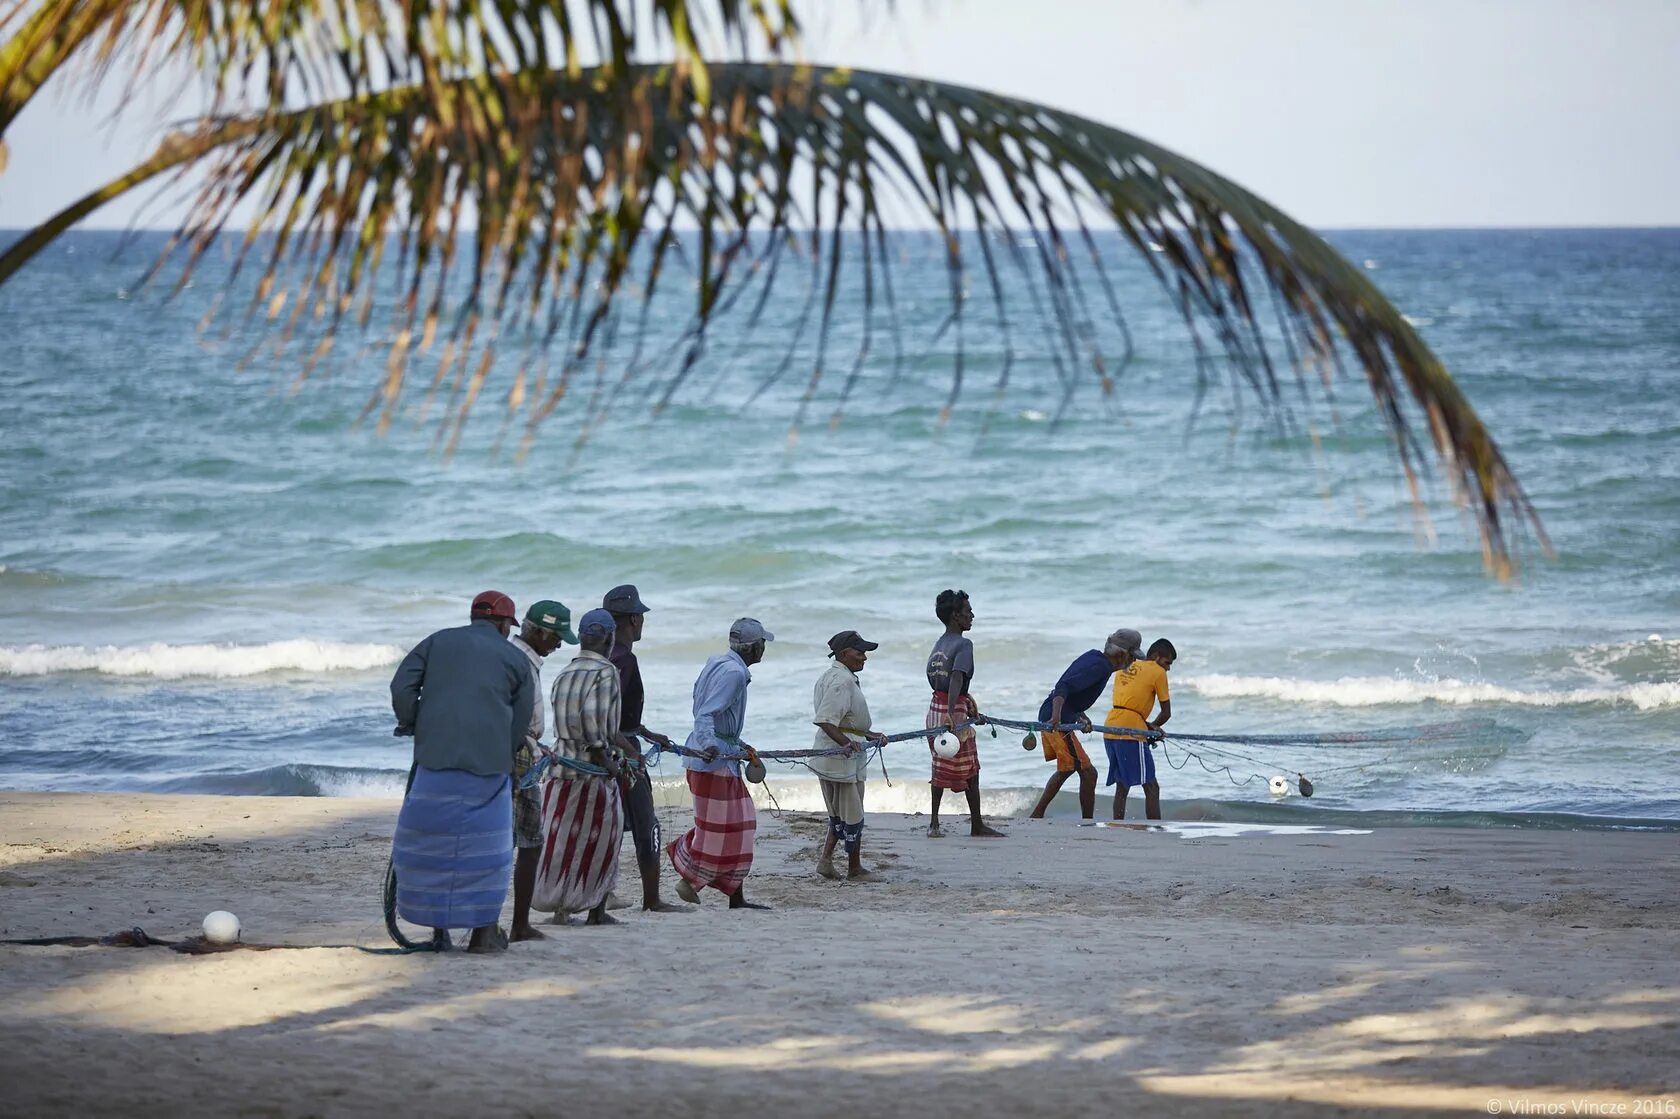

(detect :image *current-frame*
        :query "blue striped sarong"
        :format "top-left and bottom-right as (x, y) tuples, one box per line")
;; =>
(392, 767), (513, 930)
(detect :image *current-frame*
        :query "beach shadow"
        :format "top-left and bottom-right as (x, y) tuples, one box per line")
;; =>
(2, 798), (1677, 1116)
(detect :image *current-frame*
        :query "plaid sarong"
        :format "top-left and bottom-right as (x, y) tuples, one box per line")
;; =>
(512, 741), (543, 849)
(926, 692), (980, 790)
(533, 774), (622, 914)
(668, 769), (756, 896)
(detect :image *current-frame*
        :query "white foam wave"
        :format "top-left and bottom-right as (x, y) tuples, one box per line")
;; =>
(647, 774), (1046, 817)
(0, 640), (405, 679)
(1191, 674), (1680, 711)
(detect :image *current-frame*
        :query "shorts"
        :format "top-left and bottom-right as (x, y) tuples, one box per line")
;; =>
(1104, 736), (1157, 788)
(1040, 729), (1093, 775)
(621, 768), (661, 867)
(512, 742), (543, 849)
(819, 778), (865, 826)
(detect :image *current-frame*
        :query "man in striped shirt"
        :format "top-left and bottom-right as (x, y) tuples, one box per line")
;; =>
(534, 609), (635, 926)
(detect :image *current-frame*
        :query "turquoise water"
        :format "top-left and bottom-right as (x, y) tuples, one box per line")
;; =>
(1, 228), (1676, 828)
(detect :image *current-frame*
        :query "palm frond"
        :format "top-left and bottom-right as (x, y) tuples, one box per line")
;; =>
(0, 0), (803, 143)
(0, 60), (1541, 572)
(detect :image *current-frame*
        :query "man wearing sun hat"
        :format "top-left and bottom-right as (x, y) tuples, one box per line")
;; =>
(388, 590), (536, 953)
(506, 599), (578, 942)
(810, 630), (889, 882)
(668, 617), (774, 910)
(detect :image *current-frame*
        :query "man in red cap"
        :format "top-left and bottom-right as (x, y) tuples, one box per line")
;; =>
(389, 590), (535, 952)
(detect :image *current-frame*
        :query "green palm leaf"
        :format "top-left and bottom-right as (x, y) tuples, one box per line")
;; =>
(0, 59), (1541, 573)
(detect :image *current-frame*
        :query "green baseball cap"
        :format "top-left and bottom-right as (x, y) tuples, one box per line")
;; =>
(524, 600), (579, 644)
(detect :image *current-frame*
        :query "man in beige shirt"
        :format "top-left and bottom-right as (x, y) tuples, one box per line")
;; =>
(811, 630), (888, 881)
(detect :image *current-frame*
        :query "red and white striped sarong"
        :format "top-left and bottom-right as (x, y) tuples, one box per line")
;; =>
(926, 692), (980, 790)
(534, 774), (622, 914)
(667, 769), (756, 896)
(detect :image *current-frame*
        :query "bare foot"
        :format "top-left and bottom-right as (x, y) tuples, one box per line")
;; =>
(642, 899), (688, 913)
(728, 891), (770, 910)
(509, 924), (547, 942)
(926, 822), (944, 838)
(817, 860), (842, 881)
(847, 868), (883, 882)
(970, 821), (1006, 837)
(466, 925), (508, 953)
(584, 910), (620, 926)
(675, 879), (702, 905)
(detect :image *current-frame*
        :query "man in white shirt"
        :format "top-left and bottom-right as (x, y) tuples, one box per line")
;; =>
(811, 630), (888, 881)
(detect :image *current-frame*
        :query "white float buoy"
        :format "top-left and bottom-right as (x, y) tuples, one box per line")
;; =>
(1268, 775), (1290, 797)
(932, 735), (960, 759)
(1648, 634), (1663, 643)
(202, 910), (241, 944)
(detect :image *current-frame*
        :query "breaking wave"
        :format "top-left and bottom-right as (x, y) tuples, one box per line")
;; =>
(1190, 674), (1680, 711)
(0, 639), (404, 679)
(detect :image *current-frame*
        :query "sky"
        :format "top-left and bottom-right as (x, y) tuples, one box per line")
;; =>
(1, 0), (1676, 230)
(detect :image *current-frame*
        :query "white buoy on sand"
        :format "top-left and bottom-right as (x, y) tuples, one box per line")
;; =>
(202, 910), (242, 944)
(1268, 775), (1290, 797)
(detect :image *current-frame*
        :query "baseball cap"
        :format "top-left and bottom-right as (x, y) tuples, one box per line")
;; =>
(577, 608), (617, 642)
(1105, 628), (1143, 656)
(524, 600), (579, 644)
(602, 584), (650, 615)
(470, 590), (518, 622)
(827, 630), (879, 657)
(729, 617), (775, 644)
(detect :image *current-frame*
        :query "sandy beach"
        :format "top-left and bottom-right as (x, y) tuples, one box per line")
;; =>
(0, 793), (1675, 1117)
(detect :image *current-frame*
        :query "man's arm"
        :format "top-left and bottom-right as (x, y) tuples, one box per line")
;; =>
(814, 674), (859, 753)
(390, 637), (429, 731)
(1149, 700), (1172, 732)
(508, 656), (534, 755)
(945, 669), (968, 731)
(691, 664), (741, 762)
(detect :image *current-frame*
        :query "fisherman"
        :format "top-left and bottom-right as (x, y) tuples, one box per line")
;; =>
(389, 590), (535, 953)
(668, 617), (773, 910)
(1028, 628), (1143, 821)
(924, 589), (1005, 838)
(603, 583), (683, 912)
(507, 599), (578, 941)
(1105, 638), (1176, 820)
(533, 609), (633, 926)
(811, 630), (889, 881)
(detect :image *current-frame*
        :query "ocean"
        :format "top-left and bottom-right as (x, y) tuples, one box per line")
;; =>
(1, 227), (1676, 829)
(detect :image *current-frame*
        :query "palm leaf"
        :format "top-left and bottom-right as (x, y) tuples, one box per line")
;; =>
(0, 60), (1542, 572)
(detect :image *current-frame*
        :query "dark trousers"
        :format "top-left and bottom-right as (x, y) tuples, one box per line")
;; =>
(623, 768), (660, 866)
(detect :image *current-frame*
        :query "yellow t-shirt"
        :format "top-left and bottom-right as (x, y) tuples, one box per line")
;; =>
(1104, 660), (1169, 736)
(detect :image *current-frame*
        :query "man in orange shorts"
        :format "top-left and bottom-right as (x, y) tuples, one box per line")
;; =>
(1029, 629), (1142, 820)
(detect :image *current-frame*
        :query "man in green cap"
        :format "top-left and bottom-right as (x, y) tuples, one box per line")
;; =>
(509, 599), (577, 941)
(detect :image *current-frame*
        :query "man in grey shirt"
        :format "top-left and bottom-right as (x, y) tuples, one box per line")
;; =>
(389, 590), (535, 952)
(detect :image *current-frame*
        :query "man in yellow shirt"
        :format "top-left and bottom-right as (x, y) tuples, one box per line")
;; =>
(1103, 638), (1176, 820)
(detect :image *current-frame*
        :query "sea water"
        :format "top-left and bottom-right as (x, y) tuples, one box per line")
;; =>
(1, 229), (1676, 829)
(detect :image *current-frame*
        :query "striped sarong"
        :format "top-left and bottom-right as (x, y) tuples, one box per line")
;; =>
(926, 692), (980, 790)
(534, 774), (623, 914)
(391, 767), (513, 930)
(668, 769), (756, 895)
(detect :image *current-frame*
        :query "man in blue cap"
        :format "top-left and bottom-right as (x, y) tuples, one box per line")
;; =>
(532, 609), (634, 926)
(603, 583), (683, 913)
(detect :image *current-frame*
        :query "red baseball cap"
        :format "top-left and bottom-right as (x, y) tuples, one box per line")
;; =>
(470, 590), (518, 621)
